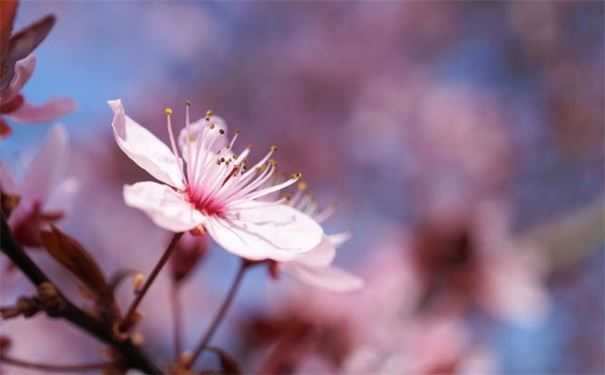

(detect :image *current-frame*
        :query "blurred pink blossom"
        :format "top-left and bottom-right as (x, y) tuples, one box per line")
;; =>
(0, 126), (78, 248)
(408, 200), (549, 326)
(0, 55), (75, 138)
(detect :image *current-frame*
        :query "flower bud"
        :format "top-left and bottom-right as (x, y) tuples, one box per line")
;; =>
(170, 233), (208, 284)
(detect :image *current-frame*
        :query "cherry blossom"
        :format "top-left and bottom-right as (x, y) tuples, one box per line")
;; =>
(109, 99), (323, 261)
(0, 126), (79, 247)
(408, 200), (549, 326)
(0, 55), (76, 138)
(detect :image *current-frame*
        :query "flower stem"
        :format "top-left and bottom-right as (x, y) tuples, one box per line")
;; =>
(171, 279), (183, 360)
(119, 232), (183, 333)
(0, 354), (110, 373)
(185, 258), (250, 369)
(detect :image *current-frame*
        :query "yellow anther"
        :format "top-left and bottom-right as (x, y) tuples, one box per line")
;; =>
(164, 107), (173, 115)
(291, 172), (303, 180)
(297, 181), (307, 191)
(206, 110), (214, 118)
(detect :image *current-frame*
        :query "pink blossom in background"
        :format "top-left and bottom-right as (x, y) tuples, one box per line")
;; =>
(0, 126), (78, 248)
(407, 200), (549, 326)
(0, 55), (75, 138)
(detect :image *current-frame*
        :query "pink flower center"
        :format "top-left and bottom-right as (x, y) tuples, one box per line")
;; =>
(186, 186), (226, 217)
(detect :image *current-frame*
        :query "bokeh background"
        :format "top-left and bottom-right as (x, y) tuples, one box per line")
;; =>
(1, 2), (604, 374)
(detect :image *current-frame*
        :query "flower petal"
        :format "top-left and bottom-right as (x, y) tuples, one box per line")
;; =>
(8, 97), (76, 123)
(46, 177), (80, 214)
(291, 235), (336, 268)
(20, 126), (68, 203)
(284, 263), (364, 292)
(0, 55), (35, 103)
(178, 115), (228, 155)
(123, 181), (204, 232)
(108, 99), (184, 189)
(205, 203), (323, 261)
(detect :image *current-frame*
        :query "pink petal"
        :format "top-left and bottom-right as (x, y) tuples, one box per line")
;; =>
(291, 235), (337, 268)
(0, 55), (36, 104)
(178, 115), (228, 155)
(45, 177), (80, 214)
(204, 203), (323, 261)
(123, 181), (205, 232)
(108, 99), (184, 189)
(285, 263), (364, 292)
(483, 253), (550, 326)
(20, 126), (68, 203)
(8, 97), (76, 123)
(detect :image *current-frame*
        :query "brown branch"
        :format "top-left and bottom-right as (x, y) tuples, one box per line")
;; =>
(0, 209), (161, 374)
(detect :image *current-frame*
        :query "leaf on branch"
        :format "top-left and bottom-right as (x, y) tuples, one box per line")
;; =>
(40, 225), (109, 298)
(203, 347), (241, 375)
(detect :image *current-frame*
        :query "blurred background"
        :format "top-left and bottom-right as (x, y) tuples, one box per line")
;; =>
(1, 2), (604, 374)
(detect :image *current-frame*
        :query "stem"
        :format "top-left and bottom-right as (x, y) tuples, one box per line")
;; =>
(0, 209), (161, 374)
(0, 354), (110, 373)
(185, 258), (250, 369)
(119, 232), (183, 333)
(171, 280), (183, 360)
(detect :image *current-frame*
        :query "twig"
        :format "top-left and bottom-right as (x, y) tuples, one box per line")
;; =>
(0, 209), (161, 374)
(185, 258), (251, 369)
(171, 279), (183, 360)
(0, 354), (110, 373)
(119, 232), (183, 333)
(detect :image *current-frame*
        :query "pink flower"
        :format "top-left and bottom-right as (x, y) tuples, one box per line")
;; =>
(0, 55), (76, 138)
(108, 99), (324, 261)
(408, 200), (549, 326)
(0, 126), (79, 247)
(278, 184), (363, 292)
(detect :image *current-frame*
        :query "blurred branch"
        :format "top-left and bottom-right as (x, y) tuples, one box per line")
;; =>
(519, 196), (605, 272)
(0, 354), (110, 373)
(185, 258), (252, 370)
(0, 208), (161, 374)
(171, 279), (183, 361)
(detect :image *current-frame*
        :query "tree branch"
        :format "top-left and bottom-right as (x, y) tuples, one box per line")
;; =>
(0, 210), (161, 374)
